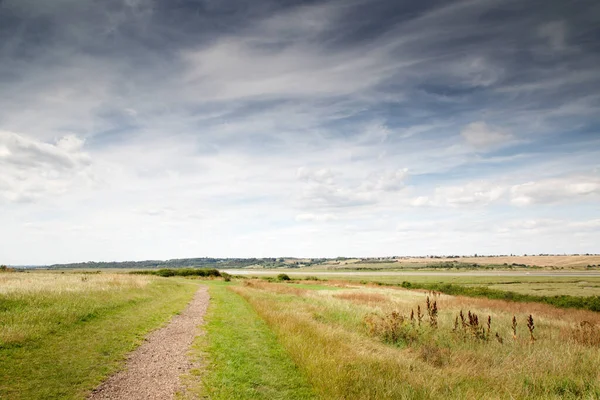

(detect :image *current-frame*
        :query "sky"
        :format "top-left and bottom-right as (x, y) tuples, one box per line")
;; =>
(1, 0), (599, 265)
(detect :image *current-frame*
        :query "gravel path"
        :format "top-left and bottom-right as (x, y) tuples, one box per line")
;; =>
(89, 285), (209, 400)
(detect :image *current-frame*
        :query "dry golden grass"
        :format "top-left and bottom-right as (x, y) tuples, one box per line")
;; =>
(0, 272), (151, 295)
(232, 281), (600, 399)
(565, 320), (600, 347)
(334, 292), (388, 304)
(440, 294), (600, 326)
(243, 279), (309, 296)
(399, 255), (600, 268)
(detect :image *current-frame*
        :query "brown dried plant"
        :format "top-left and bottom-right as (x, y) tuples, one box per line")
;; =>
(527, 315), (535, 343)
(430, 301), (438, 328)
(459, 310), (466, 329)
(495, 332), (503, 344)
(512, 316), (518, 340)
(465, 311), (486, 340)
(426, 296), (431, 315)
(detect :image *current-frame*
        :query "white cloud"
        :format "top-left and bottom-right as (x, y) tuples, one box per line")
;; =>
(295, 213), (337, 222)
(364, 169), (408, 192)
(510, 176), (600, 206)
(411, 174), (600, 209)
(571, 219), (600, 230)
(297, 167), (335, 184)
(412, 181), (505, 207)
(181, 34), (393, 101)
(296, 167), (410, 211)
(0, 131), (92, 203)
(299, 181), (376, 209)
(460, 122), (513, 150)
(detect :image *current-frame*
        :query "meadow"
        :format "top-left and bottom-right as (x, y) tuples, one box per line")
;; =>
(0, 272), (199, 399)
(196, 278), (600, 399)
(2, 270), (600, 399)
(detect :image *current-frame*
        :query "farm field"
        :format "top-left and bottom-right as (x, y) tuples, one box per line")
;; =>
(0, 272), (199, 399)
(395, 255), (600, 269)
(279, 255), (600, 270)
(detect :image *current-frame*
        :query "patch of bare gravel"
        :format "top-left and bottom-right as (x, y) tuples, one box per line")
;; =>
(89, 285), (209, 400)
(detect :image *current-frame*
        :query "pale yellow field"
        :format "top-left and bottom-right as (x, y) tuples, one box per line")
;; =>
(314, 255), (600, 269)
(400, 255), (600, 268)
(0, 272), (151, 295)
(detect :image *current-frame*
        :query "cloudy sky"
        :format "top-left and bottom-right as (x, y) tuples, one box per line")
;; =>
(1, 0), (599, 264)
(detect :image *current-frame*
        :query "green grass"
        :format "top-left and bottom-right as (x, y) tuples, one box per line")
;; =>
(187, 281), (315, 400)
(0, 274), (199, 399)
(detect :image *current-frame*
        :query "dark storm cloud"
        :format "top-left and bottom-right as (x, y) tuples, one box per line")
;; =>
(2, 0), (598, 105)
(1, 0), (599, 181)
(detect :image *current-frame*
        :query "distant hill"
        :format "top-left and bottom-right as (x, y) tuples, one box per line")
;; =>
(46, 257), (322, 269)
(30, 254), (600, 270)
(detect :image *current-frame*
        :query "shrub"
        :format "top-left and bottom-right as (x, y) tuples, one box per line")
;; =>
(364, 311), (420, 346)
(277, 273), (291, 281)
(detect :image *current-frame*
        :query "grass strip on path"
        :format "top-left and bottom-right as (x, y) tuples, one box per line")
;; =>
(187, 281), (315, 400)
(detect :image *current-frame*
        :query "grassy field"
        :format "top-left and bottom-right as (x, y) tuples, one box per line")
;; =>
(334, 274), (600, 299)
(0, 272), (199, 399)
(230, 279), (600, 399)
(237, 272), (600, 298)
(3, 270), (600, 399)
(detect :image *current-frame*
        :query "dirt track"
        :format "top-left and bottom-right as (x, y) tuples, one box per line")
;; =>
(89, 285), (209, 399)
